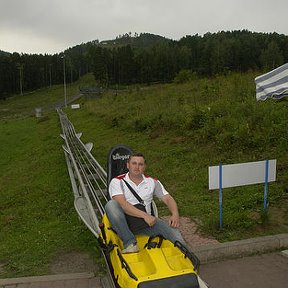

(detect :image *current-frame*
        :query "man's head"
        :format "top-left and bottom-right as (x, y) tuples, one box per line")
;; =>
(127, 152), (146, 177)
(128, 152), (146, 163)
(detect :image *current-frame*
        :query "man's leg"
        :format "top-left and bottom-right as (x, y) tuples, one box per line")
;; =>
(104, 199), (137, 249)
(138, 218), (186, 245)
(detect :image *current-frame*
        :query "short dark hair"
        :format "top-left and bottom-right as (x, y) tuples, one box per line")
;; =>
(128, 152), (146, 163)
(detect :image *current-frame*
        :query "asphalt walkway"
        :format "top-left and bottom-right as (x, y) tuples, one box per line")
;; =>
(201, 250), (288, 288)
(1, 233), (287, 288)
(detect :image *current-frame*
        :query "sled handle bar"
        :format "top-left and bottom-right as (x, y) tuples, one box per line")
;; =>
(144, 234), (165, 249)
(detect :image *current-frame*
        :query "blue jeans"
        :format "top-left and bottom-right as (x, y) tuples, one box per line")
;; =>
(105, 199), (186, 249)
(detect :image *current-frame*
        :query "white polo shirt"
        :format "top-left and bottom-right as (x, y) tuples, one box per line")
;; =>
(109, 173), (169, 214)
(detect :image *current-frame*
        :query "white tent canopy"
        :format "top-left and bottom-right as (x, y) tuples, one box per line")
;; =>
(255, 63), (288, 101)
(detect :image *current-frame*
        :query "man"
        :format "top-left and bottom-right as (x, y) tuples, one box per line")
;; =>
(105, 152), (186, 253)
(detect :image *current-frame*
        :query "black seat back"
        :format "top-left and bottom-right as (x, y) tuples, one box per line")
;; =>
(107, 144), (133, 196)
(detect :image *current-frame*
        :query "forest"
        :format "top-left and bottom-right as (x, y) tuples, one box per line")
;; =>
(0, 30), (287, 99)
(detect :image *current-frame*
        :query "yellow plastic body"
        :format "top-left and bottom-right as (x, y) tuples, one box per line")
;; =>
(100, 214), (198, 288)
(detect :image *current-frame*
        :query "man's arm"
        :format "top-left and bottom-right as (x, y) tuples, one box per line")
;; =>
(161, 194), (180, 228)
(113, 195), (156, 227)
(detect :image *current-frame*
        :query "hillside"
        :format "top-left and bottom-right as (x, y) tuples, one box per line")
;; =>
(99, 32), (171, 48)
(66, 72), (288, 241)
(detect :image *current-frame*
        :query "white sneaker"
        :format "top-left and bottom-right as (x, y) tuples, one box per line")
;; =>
(122, 243), (139, 254)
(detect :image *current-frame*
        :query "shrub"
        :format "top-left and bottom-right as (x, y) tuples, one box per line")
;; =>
(174, 69), (197, 84)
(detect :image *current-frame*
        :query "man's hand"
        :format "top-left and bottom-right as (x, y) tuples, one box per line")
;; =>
(168, 214), (180, 228)
(143, 214), (157, 227)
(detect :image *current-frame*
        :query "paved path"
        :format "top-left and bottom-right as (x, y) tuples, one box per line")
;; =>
(201, 251), (288, 288)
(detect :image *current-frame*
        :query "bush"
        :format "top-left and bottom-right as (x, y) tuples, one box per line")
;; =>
(173, 69), (197, 84)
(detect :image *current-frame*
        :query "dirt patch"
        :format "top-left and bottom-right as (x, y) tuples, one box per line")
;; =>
(49, 251), (99, 275)
(269, 205), (288, 227)
(0, 262), (6, 274)
(162, 216), (219, 248)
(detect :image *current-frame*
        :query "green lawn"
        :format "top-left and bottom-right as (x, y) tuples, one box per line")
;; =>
(0, 76), (103, 278)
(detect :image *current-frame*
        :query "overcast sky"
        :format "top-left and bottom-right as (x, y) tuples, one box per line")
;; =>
(0, 0), (287, 55)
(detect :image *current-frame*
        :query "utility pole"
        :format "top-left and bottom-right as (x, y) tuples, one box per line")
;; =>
(62, 55), (67, 107)
(49, 64), (52, 88)
(17, 64), (23, 95)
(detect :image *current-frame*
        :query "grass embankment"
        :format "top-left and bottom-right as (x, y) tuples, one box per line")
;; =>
(0, 72), (287, 278)
(67, 71), (288, 241)
(0, 76), (102, 278)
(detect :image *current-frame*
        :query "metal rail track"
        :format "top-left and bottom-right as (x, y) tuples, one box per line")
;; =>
(58, 108), (109, 238)
(58, 109), (118, 287)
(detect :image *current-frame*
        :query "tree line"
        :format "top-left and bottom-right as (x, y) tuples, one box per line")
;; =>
(1, 30), (287, 99)
(0, 48), (90, 99)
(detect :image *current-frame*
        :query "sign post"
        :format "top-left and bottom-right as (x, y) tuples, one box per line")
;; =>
(219, 162), (223, 229)
(209, 159), (276, 229)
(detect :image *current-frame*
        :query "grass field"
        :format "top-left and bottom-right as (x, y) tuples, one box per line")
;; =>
(1, 72), (288, 277)
(66, 71), (288, 241)
(0, 78), (102, 278)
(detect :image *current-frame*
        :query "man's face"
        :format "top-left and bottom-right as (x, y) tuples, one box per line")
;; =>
(127, 156), (146, 176)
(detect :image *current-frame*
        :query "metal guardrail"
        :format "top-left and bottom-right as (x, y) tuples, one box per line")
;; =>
(58, 109), (108, 238)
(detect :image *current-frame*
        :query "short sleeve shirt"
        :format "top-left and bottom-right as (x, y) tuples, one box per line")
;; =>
(109, 173), (169, 214)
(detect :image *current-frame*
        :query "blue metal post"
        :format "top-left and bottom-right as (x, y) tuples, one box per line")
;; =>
(264, 160), (269, 210)
(219, 162), (223, 229)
